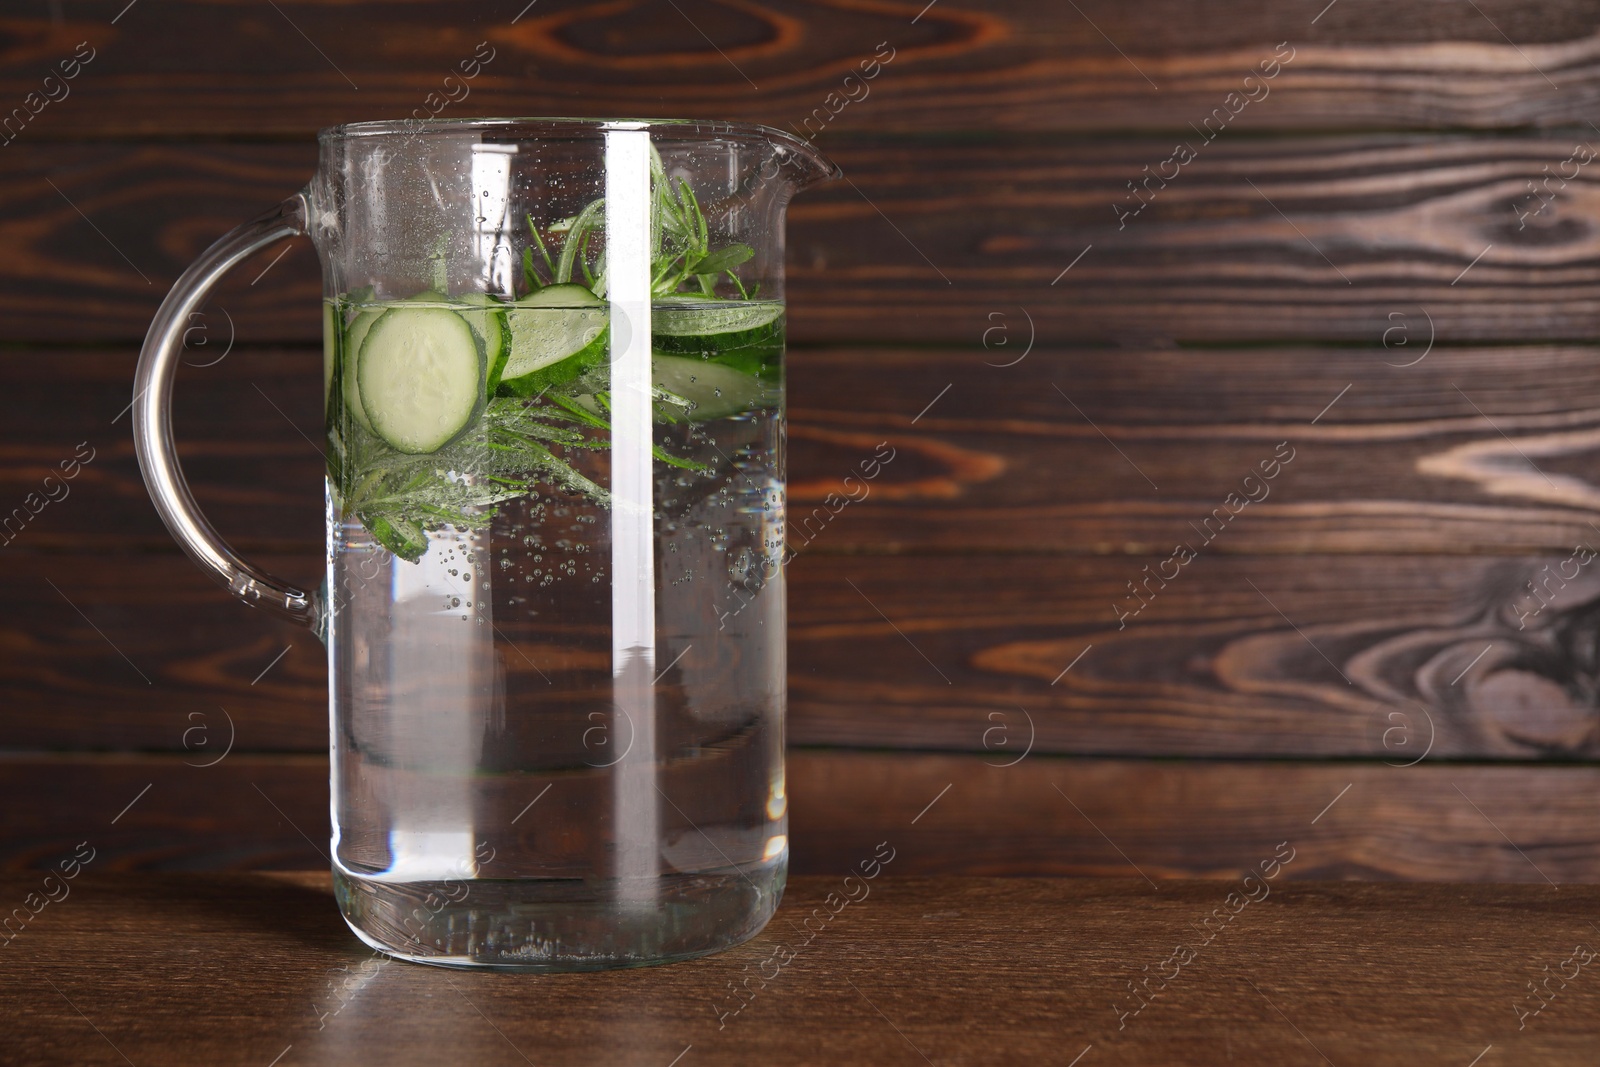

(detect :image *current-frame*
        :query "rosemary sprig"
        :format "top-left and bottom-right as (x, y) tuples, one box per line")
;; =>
(519, 145), (755, 302)
(333, 396), (611, 561)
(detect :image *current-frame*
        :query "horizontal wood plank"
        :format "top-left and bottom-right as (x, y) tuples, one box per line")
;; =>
(768, 554), (1600, 761)
(4, 751), (1600, 885)
(11, 342), (1600, 558)
(9, 873), (1600, 1066)
(6, 551), (1600, 759)
(5, 1), (1600, 137)
(9, 134), (1600, 344)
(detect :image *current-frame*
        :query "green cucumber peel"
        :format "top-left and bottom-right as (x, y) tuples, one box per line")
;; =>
(456, 292), (509, 394)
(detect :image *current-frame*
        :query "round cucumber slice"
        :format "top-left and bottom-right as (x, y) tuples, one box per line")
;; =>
(653, 355), (774, 421)
(651, 299), (783, 336)
(356, 307), (484, 454)
(341, 308), (382, 432)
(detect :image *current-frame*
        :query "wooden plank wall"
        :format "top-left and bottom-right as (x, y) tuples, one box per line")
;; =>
(3, 0), (1599, 881)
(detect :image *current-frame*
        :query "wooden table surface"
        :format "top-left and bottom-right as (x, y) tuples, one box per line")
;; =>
(5, 872), (1596, 1066)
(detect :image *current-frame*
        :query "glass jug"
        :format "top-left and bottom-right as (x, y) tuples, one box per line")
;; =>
(132, 118), (837, 969)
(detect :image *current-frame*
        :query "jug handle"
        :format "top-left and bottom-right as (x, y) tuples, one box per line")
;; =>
(132, 193), (318, 628)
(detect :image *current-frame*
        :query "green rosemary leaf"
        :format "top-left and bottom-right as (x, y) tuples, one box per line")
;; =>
(526, 214), (556, 277)
(556, 198), (605, 284)
(547, 392), (611, 431)
(689, 243), (753, 277)
(580, 227), (596, 288)
(652, 444), (711, 473)
(521, 247), (542, 293)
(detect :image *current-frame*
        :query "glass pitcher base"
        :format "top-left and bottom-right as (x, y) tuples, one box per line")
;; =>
(332, 861), (785, 971)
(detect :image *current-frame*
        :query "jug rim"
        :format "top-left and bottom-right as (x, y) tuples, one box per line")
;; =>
(320, 116), (841, 179)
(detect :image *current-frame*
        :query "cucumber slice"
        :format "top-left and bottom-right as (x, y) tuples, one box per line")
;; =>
(650, 298), (783, 336)
(520, 283), (603, 308)
(457, 292), (509, 393)
(653, 309), (783, 381)
(356, 307), (484, 454)
(322, 301), (337, 408)
(500, 284), (608, 396)
(341, 308), (382, 432)
(653, 355), (774, 421)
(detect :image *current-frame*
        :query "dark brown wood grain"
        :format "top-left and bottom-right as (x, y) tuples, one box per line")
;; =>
(788, 750), (1600, 883)
(3, 0), (1598, 897)
(8, 873), (1597, 1066)
(6, 550), (1600, 759)
(795, 346), (1600, 556)
(5, 750), (1600, 885)
(9, 134), (1600, 344)
(3, 0), (1599, 138)
(11, 871), (1600, 1066)
(14, 341), (1600, 557)
(780, 554), (1600, 760)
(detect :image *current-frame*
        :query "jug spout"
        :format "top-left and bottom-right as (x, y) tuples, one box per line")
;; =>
(758, 127), (843, 193)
